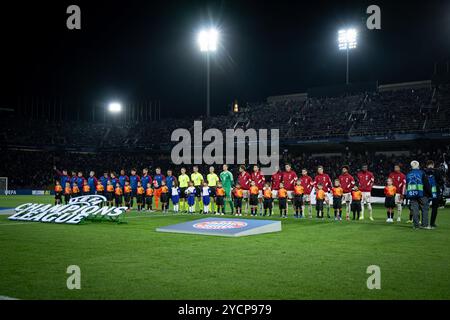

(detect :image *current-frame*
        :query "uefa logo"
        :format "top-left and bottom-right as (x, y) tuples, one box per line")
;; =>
(193, 220), (248, 230)
(68, 195), (107, 206)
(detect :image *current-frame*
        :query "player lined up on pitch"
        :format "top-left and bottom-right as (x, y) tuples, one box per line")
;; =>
(53, 159), (443, 228)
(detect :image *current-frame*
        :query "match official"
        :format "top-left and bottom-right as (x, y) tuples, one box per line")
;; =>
(405, 160), (432, 230)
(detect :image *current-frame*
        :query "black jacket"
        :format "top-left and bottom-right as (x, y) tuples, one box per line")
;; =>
(413, 170), (433, 198)
(424, 167), (444, 196)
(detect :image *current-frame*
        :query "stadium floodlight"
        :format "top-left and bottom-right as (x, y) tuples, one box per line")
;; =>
(337, 28), (358, 85)
(197, 28), (219, 117)
(197, 28), (218, 52)
(108, 102), (122, 113)
(338, 28), (357, 50)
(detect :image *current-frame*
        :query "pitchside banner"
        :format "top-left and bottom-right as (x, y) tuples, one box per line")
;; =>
(8, 195), (127, 224)
(2, 189), (52, 196)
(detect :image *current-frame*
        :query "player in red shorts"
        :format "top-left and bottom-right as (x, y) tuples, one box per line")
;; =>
(299, 168), (314, 218)
(251, 165), (266, 215)
(339, 165), (356, 219)
(282, 164), (298, 215)
(357, 164), (375, 221)
(314, 165), (333, 218)
(388, 164), (407, 222)
(237, 165), (252, 214)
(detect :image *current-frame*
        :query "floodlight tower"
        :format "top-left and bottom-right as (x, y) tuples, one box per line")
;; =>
(108, 102), (122, 113)
(198, 28), (218, 117)
(338, 28), (358, 85)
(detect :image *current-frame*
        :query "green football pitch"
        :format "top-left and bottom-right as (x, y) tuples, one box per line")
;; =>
(0, 195), (449, 300)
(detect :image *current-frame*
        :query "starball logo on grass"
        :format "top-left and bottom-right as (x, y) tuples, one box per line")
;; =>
(193, 220), (248, 230)
(8, 195), (127, 224)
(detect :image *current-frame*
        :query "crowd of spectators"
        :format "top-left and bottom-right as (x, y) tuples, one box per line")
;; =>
(2, 85), (449, 150)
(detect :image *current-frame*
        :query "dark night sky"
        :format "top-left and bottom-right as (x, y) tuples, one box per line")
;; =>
(2, 0), (450, 117)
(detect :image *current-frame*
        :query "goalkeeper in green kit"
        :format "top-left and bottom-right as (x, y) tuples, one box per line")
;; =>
(220, 164), (234, 214)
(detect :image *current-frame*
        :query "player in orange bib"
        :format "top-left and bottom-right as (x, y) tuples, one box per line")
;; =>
(96, 183), (104, 195)
(96, 183), (105, 206)
(278, 183), (288, 218)
(351, 186), (362, 220)
(63, 182), (72, 204)
(124, 182), (132, 210)
(82, 181), (90, 195)
(331, 179), (344, 220)
(233, 184), (244, 216)
(384, 178), (397, 223)
(293, 180), (304, 218)
(249, 181), (259, 216)
(316, 183), (326, 219)
(145, 183), (154, 211)
(136, 181), (145, 211)
(215, 182), (225, 215)
(263, 182), (273, 216)
(106, 181), (114, 207)
(160, 181), (170, 213)
(54, 181), (63, 205)
(72, 184), (80, 198)
(114, 183), (123, 207)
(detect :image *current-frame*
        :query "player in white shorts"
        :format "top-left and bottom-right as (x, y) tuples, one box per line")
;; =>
(357, 165), (375, 220)
(313, 166), (333, 218)
(286, 190), (294, 199)
(251, 165), (266, 215)
(237, 165), (252, 214)
(339, 166), (356, 219)
(342, 192), (352, 203)
(282, 164), (298, 215)
(300, 168), (314, 218)
(362, 192), (371, 204)
(271, 189), (278, 198)
(388, 164), (407, 222)
(271, 166), (283, 203)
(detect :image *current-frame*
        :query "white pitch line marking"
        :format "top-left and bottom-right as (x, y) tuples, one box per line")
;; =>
(0, 222), (38, 226)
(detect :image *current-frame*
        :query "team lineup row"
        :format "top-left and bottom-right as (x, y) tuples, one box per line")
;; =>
(53, 163), (413, 222)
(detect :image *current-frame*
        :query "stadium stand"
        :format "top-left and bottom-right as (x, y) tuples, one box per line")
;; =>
(1, 81), (449, 188)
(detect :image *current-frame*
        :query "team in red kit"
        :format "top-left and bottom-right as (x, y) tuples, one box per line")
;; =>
(54, 162), (410, 222)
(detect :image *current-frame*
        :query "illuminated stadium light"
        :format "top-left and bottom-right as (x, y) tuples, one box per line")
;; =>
(197, 28), (219, 52)
(337, 28), (358, 84)
(108, 102), (122, 113)
(338, 28), (357, 50)
(197, 27), (219, 118)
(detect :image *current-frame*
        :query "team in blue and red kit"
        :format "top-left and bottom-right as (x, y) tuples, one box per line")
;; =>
(52, 161), (444, 228)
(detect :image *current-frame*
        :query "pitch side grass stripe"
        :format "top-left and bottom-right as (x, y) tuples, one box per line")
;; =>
(0, 295), (19, 300)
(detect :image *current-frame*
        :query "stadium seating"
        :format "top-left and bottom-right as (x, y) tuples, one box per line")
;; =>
(1, 84), (449, 188)
(2, 85), (449, 148)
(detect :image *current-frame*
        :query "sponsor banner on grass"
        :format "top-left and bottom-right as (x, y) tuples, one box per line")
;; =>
(8, 195), (127, 224)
